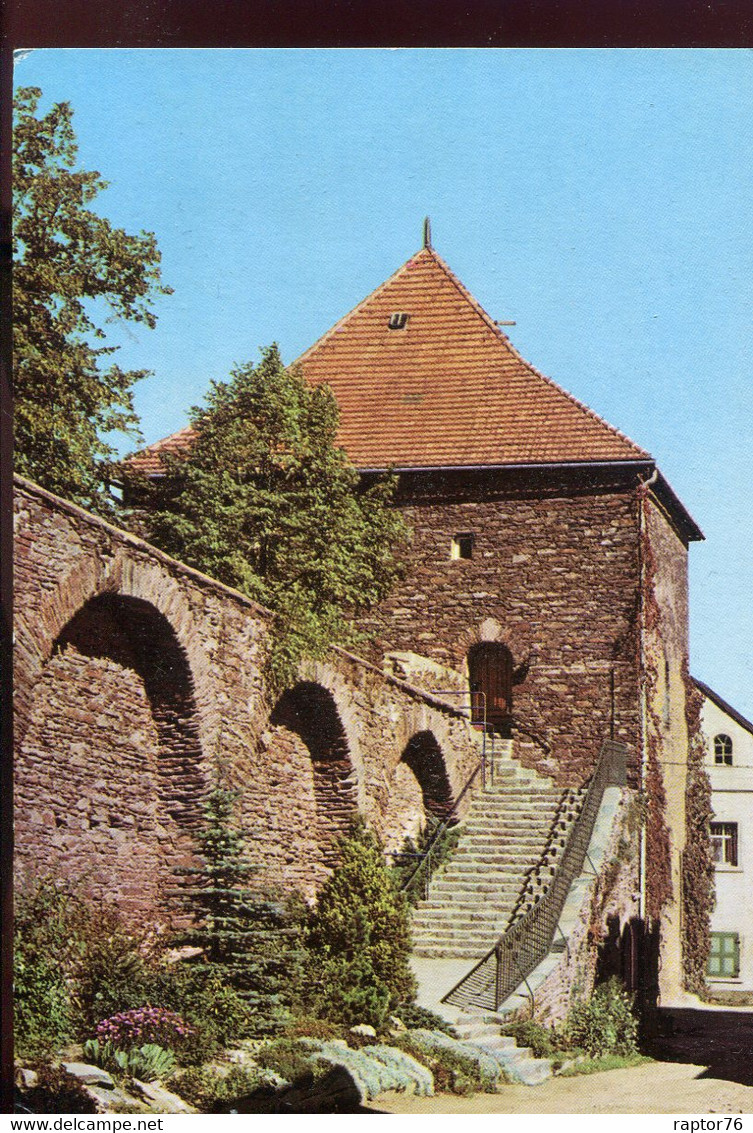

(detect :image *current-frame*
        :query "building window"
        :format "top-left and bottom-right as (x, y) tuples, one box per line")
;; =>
(708, 932), (740, 978)
(388, 312), (409, 330)
(711, 822), (739, 867)
(451, 533), (474, 560)
(714, 734), (733, 765)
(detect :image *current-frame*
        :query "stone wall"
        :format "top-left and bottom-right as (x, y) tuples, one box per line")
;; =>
(642, 494), (693, 1000)
(359, 468), (644, 786)
(14, 477), (482, 918)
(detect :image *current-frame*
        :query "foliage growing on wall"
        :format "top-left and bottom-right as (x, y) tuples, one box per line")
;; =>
(638, 489), (673, 921)
(140, 346), (409, 684)
(13, 87), (171, 512)
(680, 664), (715, 995)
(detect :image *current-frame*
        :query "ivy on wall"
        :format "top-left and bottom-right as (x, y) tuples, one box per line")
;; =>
(680, 663), (715, 996)
(638, 488), (673, 921)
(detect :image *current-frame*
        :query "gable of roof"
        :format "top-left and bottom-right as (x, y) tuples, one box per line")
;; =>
(294, 246), (650, 469)
(693, 678), (753, 738)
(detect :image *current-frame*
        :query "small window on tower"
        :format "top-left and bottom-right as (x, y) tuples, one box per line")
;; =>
(451, 533), (474, 560)
(714, 734), (733, 765)
(388, 312), (409, 330)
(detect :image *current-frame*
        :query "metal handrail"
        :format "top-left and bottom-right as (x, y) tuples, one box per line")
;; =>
(427, 689), (499, 787)
(397, 755), (484, 898)
(441, 738), (628, 1012)
(395, 688), (508, 898)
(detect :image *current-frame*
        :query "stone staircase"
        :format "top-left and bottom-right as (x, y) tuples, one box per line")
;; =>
(455, 1016), (554, 1086)
(411, 754), (585, 961)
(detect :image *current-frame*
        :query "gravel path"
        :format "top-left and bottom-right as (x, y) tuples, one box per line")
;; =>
(373, 1060), (753, 1114)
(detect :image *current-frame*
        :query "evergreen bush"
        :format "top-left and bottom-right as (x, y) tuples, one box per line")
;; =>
(254, 1038), (322, 1086)
(391, 1003), (458, 1037)
(300, 820), (416, 1028)
(176, 787), (304, 1036)
(172, 1065), (271, 1112)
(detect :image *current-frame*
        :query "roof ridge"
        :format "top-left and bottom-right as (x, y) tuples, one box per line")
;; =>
(426, 247), (648, 460)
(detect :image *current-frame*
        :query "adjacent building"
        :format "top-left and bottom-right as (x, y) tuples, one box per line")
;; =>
(695, 679), (753, 992)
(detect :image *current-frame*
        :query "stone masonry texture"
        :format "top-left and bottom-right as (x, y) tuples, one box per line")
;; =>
(358, 467), (648, 786)
(14, 477), (481, 920)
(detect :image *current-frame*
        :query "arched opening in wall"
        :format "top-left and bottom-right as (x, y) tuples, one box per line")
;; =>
(56, 594), (206, 827)
(16, 592), (207, 920)
(400, 731), (456, 827)
(468, 642), (513, 732)
(269, 682), (357, 877)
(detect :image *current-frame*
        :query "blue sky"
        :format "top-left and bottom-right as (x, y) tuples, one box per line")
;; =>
(14, 48), (753, 717)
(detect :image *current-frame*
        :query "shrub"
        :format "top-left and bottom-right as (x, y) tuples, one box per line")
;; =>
(254, 1038), (321, 1086)
(14, 882), (74, 1056)
(500, 1019), (565, 1059)
(14, 875), (269, 1065)
(146, 964), (253, 1064)
(15, 878), (163, 1044)
(395, 1030), (501, 1094)
(302, 952), (392, 1030)
(284, 1015), (344, 1040)
(72, 910), (155, 1035)
(300, 820), (415, 1025)
(172, 1065), (270, 1112)
(94, 1006), (193, 1050)
(83, 1038), (176, 1082)
(565, 978), (639, 1057)
(392, 1003), (458, 1037)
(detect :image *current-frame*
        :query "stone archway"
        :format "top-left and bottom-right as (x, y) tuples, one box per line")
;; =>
(253, 681), (359, 899)
(15, 592), (208, 921)
(400, 730), (456, 824)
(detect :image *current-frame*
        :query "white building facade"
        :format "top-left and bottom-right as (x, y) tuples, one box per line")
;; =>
(695, 679), (753, 991)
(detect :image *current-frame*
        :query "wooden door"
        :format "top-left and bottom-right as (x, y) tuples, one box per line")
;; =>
(468, 643), (513, 727)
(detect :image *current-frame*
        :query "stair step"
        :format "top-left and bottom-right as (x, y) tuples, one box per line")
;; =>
(454, 1022), (504, 1040)
(412, 943), (501, 953)
(415, 897), (516, 911)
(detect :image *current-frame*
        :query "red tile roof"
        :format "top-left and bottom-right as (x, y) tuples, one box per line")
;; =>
(125, 425), (196, 477)
(294, 246), (649, 468)
(126, 246), (649, 476)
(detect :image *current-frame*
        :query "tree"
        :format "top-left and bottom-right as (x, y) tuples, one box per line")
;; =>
(177, 788), (304, 1037)
(300, 821), (416, 1028)
(143, 345), (408, 683)
(13, 86), (171, 510)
